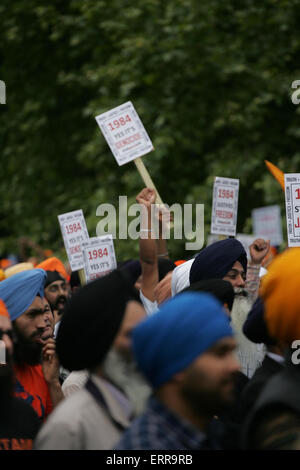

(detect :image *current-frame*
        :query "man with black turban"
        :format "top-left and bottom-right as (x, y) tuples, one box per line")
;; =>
(189, 238), (270, 378)
(34, 270), (146, 450)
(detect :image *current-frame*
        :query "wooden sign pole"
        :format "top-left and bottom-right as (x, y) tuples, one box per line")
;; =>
(78, 268), (86, 286)
(134, 157), (164, 205)
(134, 157), (172, 228)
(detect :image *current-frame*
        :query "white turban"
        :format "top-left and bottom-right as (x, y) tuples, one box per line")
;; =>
(171, 259), (194, 296)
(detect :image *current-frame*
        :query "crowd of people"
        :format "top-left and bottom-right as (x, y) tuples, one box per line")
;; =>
(0, 186), (298, 450)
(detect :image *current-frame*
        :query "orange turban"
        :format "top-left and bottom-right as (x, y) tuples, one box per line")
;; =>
(174, 260), (186, 267)
(0, 299), (10, 318)
(260, 248), (300, 345)
(37, 257), (69, 281)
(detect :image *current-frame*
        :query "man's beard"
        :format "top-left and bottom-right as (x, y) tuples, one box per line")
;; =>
(0, 351), (14, 402)
(230, 290), (265, 378)
(50, 295), (67, 316)
(13, 323), (43, 367)
(180, 369), (236, 418)
(102, 349), (150, 417)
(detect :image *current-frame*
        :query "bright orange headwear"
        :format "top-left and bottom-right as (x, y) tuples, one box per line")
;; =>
(260, 248), (300, 345)
(174, 260), (186, 267)
(265, 160), (285, 191)
(0, 299), (10, 318)
(37, 257), (69, 281)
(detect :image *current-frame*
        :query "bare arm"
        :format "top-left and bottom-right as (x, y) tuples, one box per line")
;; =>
(137, 188), (159, 302)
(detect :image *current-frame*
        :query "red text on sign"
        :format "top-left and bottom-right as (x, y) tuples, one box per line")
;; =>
(108, 115), (131, 131)
(66, 223), (82, 235)
(88, 248), (109, 260)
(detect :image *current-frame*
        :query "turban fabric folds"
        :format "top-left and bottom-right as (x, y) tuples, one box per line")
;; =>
(132, 292), (233, 388)
(56, 269), (142, 371)
(0, 269), (47, 321)
(189, 239), (247, 284)
(260, 248), (300, 345)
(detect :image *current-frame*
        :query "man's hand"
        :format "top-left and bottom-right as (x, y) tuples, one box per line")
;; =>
(136, 188), (156, 209)
(42, 338), (60, 385)
(249, 239), (270, 265)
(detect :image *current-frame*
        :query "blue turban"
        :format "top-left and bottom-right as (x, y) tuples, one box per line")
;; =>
(189, 238), (247, 284)
(0, 269), (47, 322)
(132, 292), (233, 388)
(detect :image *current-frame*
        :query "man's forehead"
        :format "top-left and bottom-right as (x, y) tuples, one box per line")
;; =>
(229, 261), (244, 272)
(25, 296), (44, 312)
(46, 280), (66, 288)
(208, 336), (236, 351)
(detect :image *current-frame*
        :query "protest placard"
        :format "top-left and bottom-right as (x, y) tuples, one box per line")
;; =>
(95, 101), (153, 166)
(211, 177), (239, 236)
(95, 100), (170, 224)
(284, 174), (300, 247)
(58, 210), (89, 271)
(252, 205), (283, 246)
(82, 235), (117, 282)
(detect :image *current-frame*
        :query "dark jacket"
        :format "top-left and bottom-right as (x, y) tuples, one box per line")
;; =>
(239, 354), (283, 423)
(243, 360), (300, 450)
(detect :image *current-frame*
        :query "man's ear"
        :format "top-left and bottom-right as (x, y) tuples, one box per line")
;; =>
(171, 370), (187, 385)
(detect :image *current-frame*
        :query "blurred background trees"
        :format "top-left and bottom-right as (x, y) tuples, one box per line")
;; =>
(1, 0), (300, 261)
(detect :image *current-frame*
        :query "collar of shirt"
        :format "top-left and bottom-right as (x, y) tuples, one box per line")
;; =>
(266, 351), (285, 364)
(147, 396), (217, 450)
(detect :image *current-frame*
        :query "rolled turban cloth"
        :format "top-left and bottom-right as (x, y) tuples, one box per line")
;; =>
(171, 259), (194, 296)
(243, 297), (276, 346)
(260, 248), (300, 345)
(189, 239), (248, 284)
(183, 279), (235, 312)
(37, 257), (69, 285)
(56, 269), (142, 371)
(0, 299), (10, 318)
(4, 262), (33, 278)
(132, 292), (233, 388)
(0, 269), (47, 322)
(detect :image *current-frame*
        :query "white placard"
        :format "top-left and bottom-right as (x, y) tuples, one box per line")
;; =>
(211, 177), (239, 236)
(95, 101), (154, 166)
(82, 235), (117, 282)
(58, 210), (90, 271)
(236, 234), (257, 260)
(252, 205), (283, 246)
(284, 173), (300, 247)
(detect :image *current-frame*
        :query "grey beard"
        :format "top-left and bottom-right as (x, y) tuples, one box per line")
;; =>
(102, 349), (151, 417)
(230, 294), (265, 378)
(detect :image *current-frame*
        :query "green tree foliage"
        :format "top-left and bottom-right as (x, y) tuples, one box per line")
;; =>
(1, 0), (300, 260)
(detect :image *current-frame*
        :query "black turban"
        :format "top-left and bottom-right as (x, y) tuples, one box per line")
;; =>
(45, 270), (65, 288)
(183, 279), (235, 312)
(243, 297), (276, 346)
(119, 258), (176, 285)
(189, 238), (248, 284)
(56, 269), (141, 371)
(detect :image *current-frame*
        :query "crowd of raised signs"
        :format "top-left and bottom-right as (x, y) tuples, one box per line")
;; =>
(0, 185), (299, 451)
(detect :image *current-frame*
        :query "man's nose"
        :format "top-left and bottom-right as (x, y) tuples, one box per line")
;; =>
(236, 274), (245, 288)
(58, 286), (66, 296)
(36, 314), (47, 329)
(228, 354), (241, 374)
